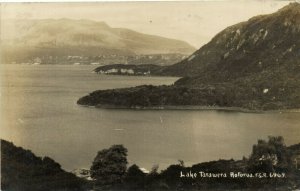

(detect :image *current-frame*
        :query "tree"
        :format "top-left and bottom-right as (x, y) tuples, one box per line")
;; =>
(124, 164), (146, 190)
(90, 145), (128, 188)
(248, 136), (292, 172)
(160, 164), (185, 189)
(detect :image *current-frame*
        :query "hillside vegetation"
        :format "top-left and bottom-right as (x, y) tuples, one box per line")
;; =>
(2, 137), (300, 190)
(1, 140), (88, 191)
(79, 3), (300, 111)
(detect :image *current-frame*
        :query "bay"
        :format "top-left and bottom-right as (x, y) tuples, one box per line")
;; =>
(1, 64), (299, 171)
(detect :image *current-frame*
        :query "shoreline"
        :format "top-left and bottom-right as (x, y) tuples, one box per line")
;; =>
(78, 104), (300, 114)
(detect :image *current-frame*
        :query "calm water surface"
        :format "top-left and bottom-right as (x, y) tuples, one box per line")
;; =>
(1, 64), (299, 171)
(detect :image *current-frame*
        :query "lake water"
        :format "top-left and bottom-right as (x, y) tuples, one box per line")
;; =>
(1, 64), (300, 171)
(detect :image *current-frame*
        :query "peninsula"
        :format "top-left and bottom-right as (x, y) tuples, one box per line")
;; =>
(78, 3), (300, 111)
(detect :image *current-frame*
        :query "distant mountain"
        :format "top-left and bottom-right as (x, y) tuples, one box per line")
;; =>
(78, 3), (300, 110)
(1, 19), (195, 63)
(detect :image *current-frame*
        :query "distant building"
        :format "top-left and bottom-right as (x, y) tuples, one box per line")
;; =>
(144, 70), (151, 75)
(33, 57), (42, 64)
(120, 68), (134, 74)
(105, 68), (118, 74)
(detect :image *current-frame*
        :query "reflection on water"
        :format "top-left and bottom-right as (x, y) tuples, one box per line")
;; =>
(1, 64), (300, 171)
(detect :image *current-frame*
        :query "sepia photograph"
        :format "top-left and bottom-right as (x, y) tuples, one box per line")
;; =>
(1, 0), (300, 190)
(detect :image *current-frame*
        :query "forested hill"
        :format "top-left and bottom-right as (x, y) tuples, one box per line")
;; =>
(78, 3), (300, 111)
(162, 2), (300, 79)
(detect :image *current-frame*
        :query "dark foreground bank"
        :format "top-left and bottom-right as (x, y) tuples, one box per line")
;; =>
(1, 136), (300, 191)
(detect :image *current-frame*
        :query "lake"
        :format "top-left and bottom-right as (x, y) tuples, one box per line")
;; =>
(1, 64), (300, 171)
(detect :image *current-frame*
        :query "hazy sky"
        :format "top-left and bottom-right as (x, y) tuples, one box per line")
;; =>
(1, 1), (292, 48)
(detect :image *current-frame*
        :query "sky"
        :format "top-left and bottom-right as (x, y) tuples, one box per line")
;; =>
(0, 0), (293, 48)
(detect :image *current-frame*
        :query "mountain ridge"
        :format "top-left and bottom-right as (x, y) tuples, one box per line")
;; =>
(78, 3), (300, 110)
(162, 2), (300, 78)
(1, 18), (195, 63)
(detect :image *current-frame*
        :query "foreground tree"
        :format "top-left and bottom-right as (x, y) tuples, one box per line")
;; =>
(124, 164), (146, 190)
(90, 145), (128, 189)
(248, 136), (292, 172)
